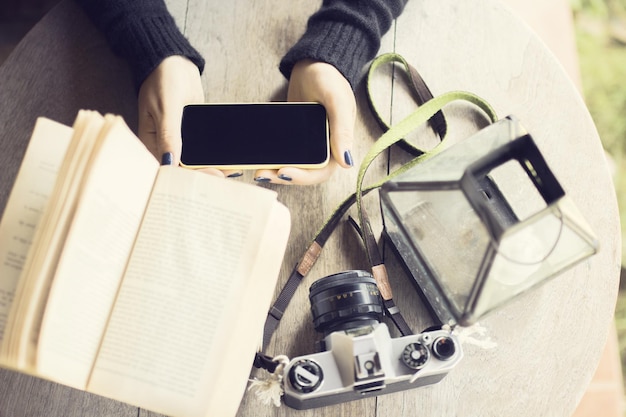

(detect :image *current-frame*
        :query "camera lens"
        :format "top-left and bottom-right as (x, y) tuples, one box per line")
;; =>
(309, 270), (383, 335)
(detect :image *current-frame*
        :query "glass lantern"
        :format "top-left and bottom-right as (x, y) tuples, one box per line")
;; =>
(380, 116), (598, 326)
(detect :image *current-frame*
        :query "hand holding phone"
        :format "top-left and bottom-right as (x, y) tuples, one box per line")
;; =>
(180, 103), (329, 170)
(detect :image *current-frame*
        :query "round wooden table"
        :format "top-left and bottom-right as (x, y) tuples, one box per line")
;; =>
(0, 0), (619, 416)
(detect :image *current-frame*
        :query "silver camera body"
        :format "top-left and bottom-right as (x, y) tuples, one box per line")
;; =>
(282, 271), (463, 410)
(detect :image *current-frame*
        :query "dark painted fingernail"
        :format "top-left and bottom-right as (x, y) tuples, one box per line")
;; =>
(344, 150), (354, 167)
(278, 174), (292, 182)
(227, 171), (243, 178)
(161, 152), (174, 166)
(254, 176), (272, 183)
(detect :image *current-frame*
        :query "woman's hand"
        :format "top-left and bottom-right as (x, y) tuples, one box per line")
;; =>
(137, 55), (226, 177)
(254, 59), (356, 185)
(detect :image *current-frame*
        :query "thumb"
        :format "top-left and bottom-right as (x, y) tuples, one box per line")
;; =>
(324, 94), (356, 168)
(156, 110), (183, 166)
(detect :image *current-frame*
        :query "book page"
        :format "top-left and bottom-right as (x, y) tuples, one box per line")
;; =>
(204, 200), (290, 417)
(0, 118), (73, 344)
(87, 167), (290, 417)
(34, 115), (159, 389)
(1, 111), (106, 368)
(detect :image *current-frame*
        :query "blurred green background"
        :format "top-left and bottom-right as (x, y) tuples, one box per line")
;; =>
(572, 0), (626, 388)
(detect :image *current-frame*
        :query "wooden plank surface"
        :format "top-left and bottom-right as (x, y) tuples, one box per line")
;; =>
(0, 1), (137, 416)
(378, 1), (621, 417)
(0, 0), (619, 416)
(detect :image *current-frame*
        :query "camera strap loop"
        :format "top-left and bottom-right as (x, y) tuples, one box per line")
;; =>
(256, 53), (498, 365)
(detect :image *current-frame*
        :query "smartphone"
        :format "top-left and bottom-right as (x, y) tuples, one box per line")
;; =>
(180, 103), (330, 170)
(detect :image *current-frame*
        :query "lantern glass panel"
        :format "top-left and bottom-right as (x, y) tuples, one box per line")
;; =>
(380, 117), (598, 325)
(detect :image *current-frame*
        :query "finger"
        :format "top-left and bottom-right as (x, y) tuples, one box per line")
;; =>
(321, 94), (356, 169)
(196, 167), (226, 178)
(253, 169), (279, 184)
(193, 168), (242, 179)
(156, 112), (184, 166)
(224, 170), (244, 179)
(270, 162), (338, 185)
(160, 152), (175, 166)
(137, 108), (159, 159)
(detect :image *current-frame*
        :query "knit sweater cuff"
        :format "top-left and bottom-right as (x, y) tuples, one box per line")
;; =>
(279, 20), (375, 90)
(113, 14), (205, 89)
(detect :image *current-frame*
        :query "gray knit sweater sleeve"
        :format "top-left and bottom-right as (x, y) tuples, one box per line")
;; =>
(279, 0), (408, 89)
(76, 0), (205, 90)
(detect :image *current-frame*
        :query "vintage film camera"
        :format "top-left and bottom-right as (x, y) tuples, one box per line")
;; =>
(282, 270), (462, 410)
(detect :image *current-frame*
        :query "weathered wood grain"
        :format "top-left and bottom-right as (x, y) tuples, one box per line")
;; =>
(0, 1), (137, 415)
(379, 2), (620, 417)
(0, 0), (619, 417)
(0, 368), (136, 417)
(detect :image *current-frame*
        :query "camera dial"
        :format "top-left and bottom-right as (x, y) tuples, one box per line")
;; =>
(401, 342), (430, 370)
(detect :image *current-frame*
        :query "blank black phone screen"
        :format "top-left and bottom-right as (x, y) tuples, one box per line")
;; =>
(180, 103), (329, 166)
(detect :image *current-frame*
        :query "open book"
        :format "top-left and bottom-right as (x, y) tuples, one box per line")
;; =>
(0, 111), (290, 417)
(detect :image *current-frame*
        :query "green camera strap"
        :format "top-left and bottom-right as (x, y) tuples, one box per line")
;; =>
(256, 53), (498, 372)
(365, 52), (448, 153)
